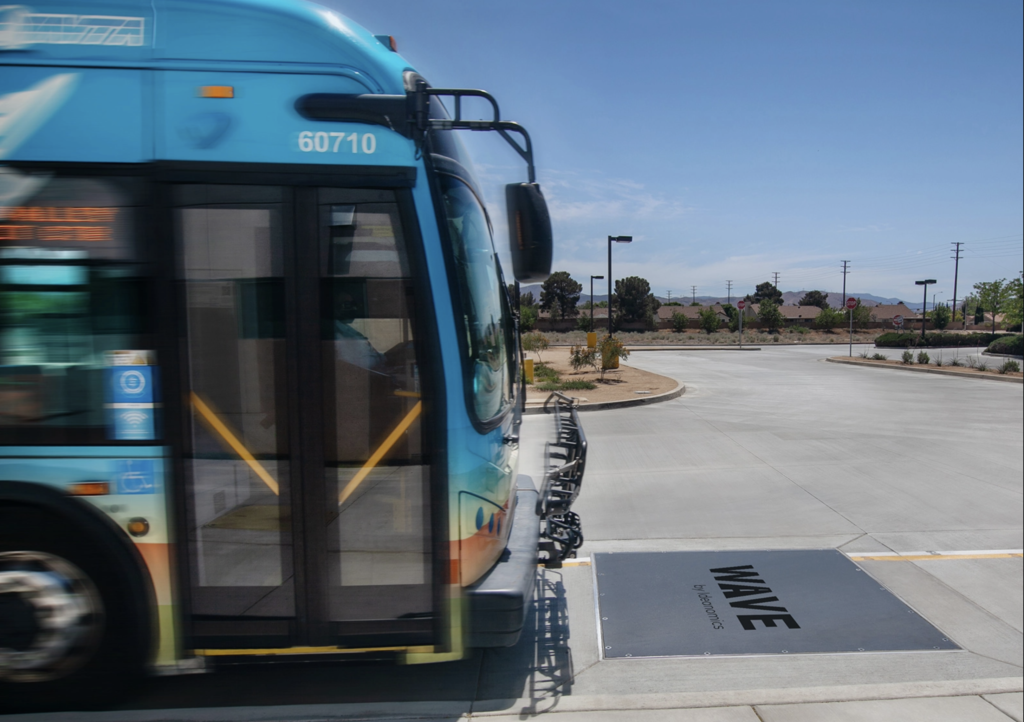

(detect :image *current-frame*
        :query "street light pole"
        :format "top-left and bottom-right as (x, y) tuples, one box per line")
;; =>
(607, 236), (632, 336)
(915, 279), (936, 339)
(590, 275), (604, 330)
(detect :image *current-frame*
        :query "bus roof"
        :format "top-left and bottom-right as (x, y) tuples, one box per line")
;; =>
(0, 0), (412, 94)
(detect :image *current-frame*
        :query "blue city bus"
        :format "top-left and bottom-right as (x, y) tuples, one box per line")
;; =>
(0, 0), (586, 709)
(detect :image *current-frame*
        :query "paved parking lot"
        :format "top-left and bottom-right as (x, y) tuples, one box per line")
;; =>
(10, 344), (1021, 721)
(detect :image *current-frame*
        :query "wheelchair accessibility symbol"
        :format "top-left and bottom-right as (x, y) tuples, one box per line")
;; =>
(116, 459), (158, 495)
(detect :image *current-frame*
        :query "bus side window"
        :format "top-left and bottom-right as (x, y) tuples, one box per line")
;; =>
(0, 175), (149, 440)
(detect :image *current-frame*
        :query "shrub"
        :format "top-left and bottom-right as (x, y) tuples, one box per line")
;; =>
(671, 312), (688, 333)
(986, 334), (1023, 357)
(598, 335), (630, 379)
(934, 356), (943, 367)
(859, 350), (871, 358)
(901, 350), (914, 364)
(965, 356), (978, 369)
(576, 314), (595, 332)
(533, 361), (559, 383)
(758, 300), (784, 332)
(872, 353), (888, 360)
(815, 307), (845, 331)
(522, 332), (549, 362)
(569, 344), (599, 373)
(949, 357), (963, 367)
(977, 361), (988, 371)
(875, 332), (1005, 349)
(931, 304), (952, 330)
(916, 351), (930, 364)
(790, 325), (810, 335)
(999, 359), (1021, 374)
(560, 379), (597, 390)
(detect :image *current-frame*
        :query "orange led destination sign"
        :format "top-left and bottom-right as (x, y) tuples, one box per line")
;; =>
(0, 206), (119, 243)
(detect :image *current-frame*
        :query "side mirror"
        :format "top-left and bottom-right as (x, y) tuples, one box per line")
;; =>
(506, 182), (552, 284)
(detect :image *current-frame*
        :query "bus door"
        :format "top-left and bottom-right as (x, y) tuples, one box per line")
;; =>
(173, 183), (434, 651)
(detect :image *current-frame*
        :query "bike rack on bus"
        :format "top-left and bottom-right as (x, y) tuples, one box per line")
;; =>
(537, 391), (587, 568)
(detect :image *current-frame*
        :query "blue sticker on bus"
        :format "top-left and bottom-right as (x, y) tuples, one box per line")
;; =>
(115, 459), (158, 494)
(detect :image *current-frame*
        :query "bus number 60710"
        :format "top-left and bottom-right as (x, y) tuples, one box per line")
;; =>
(298, 130), (376, 154)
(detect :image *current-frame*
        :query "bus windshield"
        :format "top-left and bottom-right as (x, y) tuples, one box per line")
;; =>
(437, 173), (512, 423)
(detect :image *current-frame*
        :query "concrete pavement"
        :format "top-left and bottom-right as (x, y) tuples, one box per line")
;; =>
(4, 344), (1020, 721)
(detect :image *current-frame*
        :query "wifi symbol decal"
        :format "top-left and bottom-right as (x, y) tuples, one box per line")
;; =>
(122, 411), (149, 425)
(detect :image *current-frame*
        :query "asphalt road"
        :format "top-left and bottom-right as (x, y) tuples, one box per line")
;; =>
(7, 344), (1022, 721)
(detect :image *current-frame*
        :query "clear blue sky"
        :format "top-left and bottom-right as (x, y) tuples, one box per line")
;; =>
(327, 0), (1023, 304)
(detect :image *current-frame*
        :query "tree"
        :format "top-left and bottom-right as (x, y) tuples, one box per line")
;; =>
(931, 304), (952, 331)
(1005, 276), (1023, 330)
(540, 271), (582, 320)
(751, 281), (783, 305)
(520, 291), (536, 308)
(519, 305), (538, 331)
(663, 301), (683, 307)
(689, 301), (702, 307)
(721, 304), (740, 332)
(815, 307), (844, 331)
(974, 279), (1010, 336)
(613, 276), (660, 329)
(698, 307), (721, 334)
(798, 290), (829, 309)
(671, 312), (688, 332)
(598, 335), (630, 380)
(521, 331), (549, 362)
(757, 298), (784, 332)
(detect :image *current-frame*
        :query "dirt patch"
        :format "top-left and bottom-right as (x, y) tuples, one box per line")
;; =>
(525, 348), (679, 405)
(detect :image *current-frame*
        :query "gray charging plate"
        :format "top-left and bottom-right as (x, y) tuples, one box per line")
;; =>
(594, 550), (959, 659)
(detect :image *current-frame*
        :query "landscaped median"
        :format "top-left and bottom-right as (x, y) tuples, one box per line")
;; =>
(827, 353), (1022, 382)
(522, 345), (684, 413)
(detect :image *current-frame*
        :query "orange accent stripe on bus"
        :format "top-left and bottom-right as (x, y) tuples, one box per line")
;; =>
(190, 392), (280, 496)
(338, 401), (422, 507)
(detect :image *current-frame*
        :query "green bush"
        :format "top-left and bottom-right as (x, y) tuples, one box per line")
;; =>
(815, 307), (845, 331)
(901, 350), (914, 364)
(872, 353), (887, 360)
(875, 332), (1005, 349)
(576, 315), (595, 332)
(533, 362), (560, 383)
(598, 335), (630, 378)
(916, 351), (930, 365)
(790, 325), (810, 335)
(977, 360), (989, 371)
(519, 305), (538, 332)
(986, 334), (1023, 357)
(949, 357), (963, 367)
(671, 312), (688, 332)
(999, 359), (1021, 374)
(698, 307), (722, 334)
(559, 379), (597, 390)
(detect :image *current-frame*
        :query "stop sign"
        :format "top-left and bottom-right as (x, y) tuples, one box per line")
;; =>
(738, 300), (746, 310)
(846, 297), (857, 310)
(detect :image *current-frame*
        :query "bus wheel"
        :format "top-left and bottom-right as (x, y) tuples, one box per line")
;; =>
(0, 506), (149, 712)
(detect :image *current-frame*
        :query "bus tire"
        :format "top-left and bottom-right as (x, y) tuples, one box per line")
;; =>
(0, 504), (150, 712)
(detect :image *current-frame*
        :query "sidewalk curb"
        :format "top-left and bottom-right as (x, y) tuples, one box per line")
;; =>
(471, 677), (1024, 716)
(523, 381), (686, 415)
(826, 356), (1023, 383)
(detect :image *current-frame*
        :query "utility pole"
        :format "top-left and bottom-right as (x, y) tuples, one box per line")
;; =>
(666, 290), (672, 304)
(951, 242), (963, 329)
(841, 260), (850, 308)
(691, 286), (697, 304)
(772, 272), (780, 289)
(726, 280), (733, 306)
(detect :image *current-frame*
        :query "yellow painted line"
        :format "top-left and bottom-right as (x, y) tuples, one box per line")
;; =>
(338, 401), (422, 507)
(190, 392), (279, 496)
(394, 390), (421, 398)
(850, 553), (1023, 562)
(194, 645), (418, 657)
